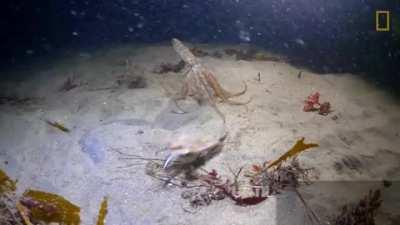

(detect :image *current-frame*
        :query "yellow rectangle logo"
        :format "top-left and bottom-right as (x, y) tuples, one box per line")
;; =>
(376, 10), (390, 32)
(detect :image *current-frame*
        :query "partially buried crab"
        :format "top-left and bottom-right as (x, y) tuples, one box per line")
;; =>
(163, 133), (227, 169)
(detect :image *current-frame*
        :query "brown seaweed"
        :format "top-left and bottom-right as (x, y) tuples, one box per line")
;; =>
(0, 170), (16, 194)
(16, 202), (33, 225)
(0, 170), (22, 225)
(332, 189), (382, 225)
(319, 102), (332, 116)
(181, 187), (225, 208)
(0, 96), (34, 106)
(190, 47), (209, 57)
(96, 197), (108, 225)
(153, 60), (186, 74)
(44, 120), (70, 133)
(59, 76), (78, 92)
(252, 158), (313, 195)
(211, 51), (223, 58)
(21, 189), (80, 225)
(267, 138), (319, 169)
(224, 48), (282, 61)
(248, 158), (320, 223)
(234, 49), (256, 60)
(127, 76), (146, 89)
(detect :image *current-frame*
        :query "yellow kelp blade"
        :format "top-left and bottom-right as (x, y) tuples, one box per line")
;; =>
(267, 138), (318, 169)
(23, 189), (80, 225)
(0, 169), (17, 194)
(96, 196), (108, 225)
(45, 120), (70, 133)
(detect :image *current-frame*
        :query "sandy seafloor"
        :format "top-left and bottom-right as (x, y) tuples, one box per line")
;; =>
(0, 42), (399, 225)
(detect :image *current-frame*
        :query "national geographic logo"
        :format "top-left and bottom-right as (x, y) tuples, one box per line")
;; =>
(376, 10), (390, 32)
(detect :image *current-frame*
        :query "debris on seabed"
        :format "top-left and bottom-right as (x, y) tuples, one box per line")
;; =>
(319, 102), (332, 116)
(116, 75), (147, 89)
(190, 47), (209, 57)
(256, 72), (261, 82)
(59, 73), (79, 92)
(0, 96), (36, 106)
(127, 76), (146, 89)
(331, 189), (382, 225)
(224, 48), (282, 61)
(44, 119), (71, 133)
(303, 92), (333, 116)
(297, 71), (302, 79)
(153, 60), (185, 74)
(382, 180), (392, 188)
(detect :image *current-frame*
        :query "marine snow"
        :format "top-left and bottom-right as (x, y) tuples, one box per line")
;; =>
(239, 30), (251, 42)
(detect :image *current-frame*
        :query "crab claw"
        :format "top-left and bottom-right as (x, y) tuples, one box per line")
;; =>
(163, 149), (190, 169)
(163, 152), (180, 169)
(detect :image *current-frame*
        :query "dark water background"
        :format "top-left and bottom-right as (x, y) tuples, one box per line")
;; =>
(1, 0), (399, 92)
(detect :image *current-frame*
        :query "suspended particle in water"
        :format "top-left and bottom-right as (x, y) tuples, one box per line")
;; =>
(96, 14), (104, 20)
(294, 38), (305, 46)
(26, 49), (34, 55)
(137, 23), (144, 29)
(283, 43), (289, 48)
(239, 30), (251, 42)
